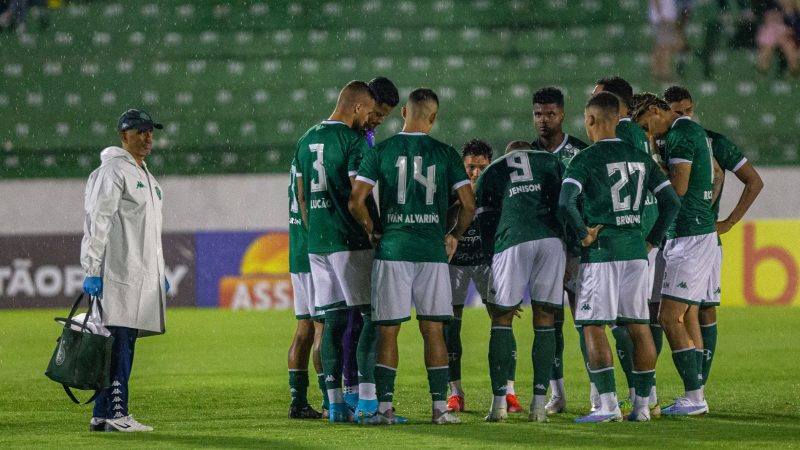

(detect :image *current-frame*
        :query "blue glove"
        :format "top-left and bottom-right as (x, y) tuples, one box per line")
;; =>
(83, 276), (103, 297)
(165, 277), (171, 294)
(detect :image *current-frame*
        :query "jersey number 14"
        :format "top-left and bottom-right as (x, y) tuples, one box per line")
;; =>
(396, 156), (436, 205)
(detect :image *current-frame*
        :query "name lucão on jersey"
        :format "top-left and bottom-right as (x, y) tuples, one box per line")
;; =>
(387, 213), (440, 224)
(508, 183), (541, 197)
(616, 214), (641, 226)
(310, 198), (332, 209)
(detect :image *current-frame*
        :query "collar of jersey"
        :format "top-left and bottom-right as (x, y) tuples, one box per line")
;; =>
(321, 120), (345, 125)
(598, 138), (622, 142)
(550, 133), (570, 153)
(618, 117), (631, 122)
(399, 131), (427, 136)
(670, 116), (691, 129)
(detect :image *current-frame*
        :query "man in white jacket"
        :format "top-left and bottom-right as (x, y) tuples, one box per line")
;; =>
(81, 109), (167, 433)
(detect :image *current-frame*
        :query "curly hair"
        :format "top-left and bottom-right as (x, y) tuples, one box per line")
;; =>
(461, 138), (493, 160)
(630, 92), (669, 122)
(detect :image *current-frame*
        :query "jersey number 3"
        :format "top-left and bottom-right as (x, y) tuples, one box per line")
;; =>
(396, 156), (436, 205)
(309, 143), (327, 192)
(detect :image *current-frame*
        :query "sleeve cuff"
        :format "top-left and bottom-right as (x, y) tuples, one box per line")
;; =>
(562, 178), (583, 192)
(653, 180), (672, 194)
(451, 179), (470, 191)
(355, 175), (376, 186)
(732, 158), (747, 172)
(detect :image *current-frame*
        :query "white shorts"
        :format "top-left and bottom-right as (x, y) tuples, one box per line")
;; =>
(575, 259), (649, 325)
(372, 260), (453, 324)
(291, 272), (319, 320)
(449, 264), (490, 306)
(702, 244), (722, 306)
(563, 255), (581, 294)
(661, 232), (718, 305)
(489, 238), (566, 310)
(309, 249), (373, 312)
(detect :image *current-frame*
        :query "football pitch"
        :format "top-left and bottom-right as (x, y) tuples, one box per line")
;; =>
(1, 307), (798, 449)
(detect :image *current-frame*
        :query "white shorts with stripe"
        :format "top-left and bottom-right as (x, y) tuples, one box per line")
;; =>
(702, 244), (722, 305)
(309, 249), (373, 312)
(371, 260), (453, 324)
(661, 232), (718, 305)
(449, 264), (490, 306)
(291, 272), (320, 320)
(575, 259), (649, 325)
(488, 238), (566, 310)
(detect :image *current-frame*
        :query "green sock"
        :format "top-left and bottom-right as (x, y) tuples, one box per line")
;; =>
(509, 331), (517, 384)
(576, 325), (590, 375)
(317, 374), (329, 410)
(444, 318), (462, 382)
(552, 320), (565, 380)
(488, 327), (513, 396)
(533, 327), (556, 396)
(321, 309), (348, 393)
(695, 349), (705, 384)
(289, 370), (309, 407)
(356, 307), (376, 386)
(650, 324), (663, 357)
(612, 326), (635, 392)
(672, 348), (703, 392)
(700, 322), (718, 384)
(427, 366), (449, 403)
(631, 370), (655, 399)
(588, 366), (616, 395)
(375, 365), (397, 405)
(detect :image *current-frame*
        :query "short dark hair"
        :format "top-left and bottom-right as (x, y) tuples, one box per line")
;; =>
(596, 76), (633, 109)
(462, 139), (493, 160)
(630, 92), (670, 122)
(532, 87), (564, 107)
(368, 76), (399, 107)
(663, 85), (692, 103)
(586, 91), (620, 116)
(408, 88), (439, 107)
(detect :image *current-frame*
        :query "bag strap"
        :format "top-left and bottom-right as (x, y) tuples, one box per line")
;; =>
(62, 384), (101, 405)
(55, 293), (87, 327)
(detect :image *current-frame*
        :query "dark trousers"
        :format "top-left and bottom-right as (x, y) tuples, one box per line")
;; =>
(93, 326), (138, 419)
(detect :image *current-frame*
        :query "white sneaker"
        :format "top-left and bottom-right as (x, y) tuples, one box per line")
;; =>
(528, 404), (548, 423)
(544, 395), (566, 414)
(104, 415), (154, 432)
(628, 406), (651, 422)
(662, 397), (709, 416)
(484, 407), (507, 422)
(575, 407), (623, 423)
(432, 409), (461, 424)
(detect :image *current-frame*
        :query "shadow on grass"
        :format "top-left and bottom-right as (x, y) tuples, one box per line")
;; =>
(91, 432), (318, 449)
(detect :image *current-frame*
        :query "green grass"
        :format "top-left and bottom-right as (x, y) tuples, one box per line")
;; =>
(1, 307), (799, 449)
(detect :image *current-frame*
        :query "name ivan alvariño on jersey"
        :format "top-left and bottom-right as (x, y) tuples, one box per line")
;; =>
(508, 183), (542, 197)
(387, 213), (440, 224)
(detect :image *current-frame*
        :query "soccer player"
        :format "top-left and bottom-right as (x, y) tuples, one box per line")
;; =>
(341, 76), (399, 413)
(529, 86), (590, 414)
(632, 92), (718, 416)
(445, 139), (494, 414)
(475, 140), (565, 422)
(294, 80), (376, 423)
(349, 88), (474, 425)
(560, 92), (680, 422)
(287, 159), (324, 419)
(592, 76), (662, 414)
(664, 85), (763, 389)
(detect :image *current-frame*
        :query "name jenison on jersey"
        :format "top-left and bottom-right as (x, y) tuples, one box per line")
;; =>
(508, 183), (542, 197)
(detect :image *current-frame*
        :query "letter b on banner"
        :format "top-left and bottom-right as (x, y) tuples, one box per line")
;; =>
(742, 223), (798, 305)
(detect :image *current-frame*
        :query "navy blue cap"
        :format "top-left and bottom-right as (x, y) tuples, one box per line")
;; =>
(117, 109), (163, 132)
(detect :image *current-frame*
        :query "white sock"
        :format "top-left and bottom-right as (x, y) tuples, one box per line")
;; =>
(649, 385), (658, 406)
(599, 392), (619, 412)
(533, 394), (546, 408)
(433, 400), (448, 414)
(629, 387), (635, 400)
(506, 380), (515, 395)
(449, 380), (463, 396)
(327, 388), (344, 404)
(491, 395), (507, 412)
(686, 388), (704, 403)
(590, 382), (600, 404)
(359, 382), (376, 401)
(378, 401), (392, 414)
(550, 378), (565, 398)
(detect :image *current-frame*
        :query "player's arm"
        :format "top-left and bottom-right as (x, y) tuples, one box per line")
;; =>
(81, 168), (124, 276)
(717, 162), (764, 235)
(296, 174), (308, 227)
(668, 162), (691, 197)
(711, 157), (724, 205)
(447, 184), (475, 260)
(647, 180), (681, 249)
(557, 180), (601, 247)
(349, 179), (379, 245)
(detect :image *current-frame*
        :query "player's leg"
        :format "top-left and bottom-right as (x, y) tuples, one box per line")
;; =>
(354, 304), (377, 419)
(611, 324), (635, 407)
(99, 327), (150, 432)
(547, 303), (567, 413)
(445, 265), (468, 411)
(308, 253), (350, 422)
(288, 272), (321, 419)
(413, 262), (459, 424)
(342, 308), (363, 409)
(647, 247), (665, 415)
(312, 319), (328, 417)
(528, 238), (566, 422)
(699, 244), (722, 386)
(361, 260), (412, 425)
(684, 304), (705, 389)
(574, 262), (622, 423)
(486, 305), (516, 422)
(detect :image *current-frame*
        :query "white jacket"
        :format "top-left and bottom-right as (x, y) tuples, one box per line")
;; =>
(80, 146), (166, 336)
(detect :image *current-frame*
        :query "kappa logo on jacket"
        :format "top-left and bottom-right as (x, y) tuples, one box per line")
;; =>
(136, 181), (145, 189)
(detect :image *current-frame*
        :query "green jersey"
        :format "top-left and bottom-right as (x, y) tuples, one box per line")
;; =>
(706, 128), (747, 218)
(617, 118), (659, 237)
(563, 139), (671, 262)
(356, 132), (470, 263)
(288, 160), (310, 273)
(294, 120), (372, 254)
(531, 133), (589, 168)
(475, 149), (563, 254)
(665, 117), (716, 238)
(450, 219), (486, 266)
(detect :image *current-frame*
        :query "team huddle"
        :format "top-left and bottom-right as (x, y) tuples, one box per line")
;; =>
(285, 76), (763, 424)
